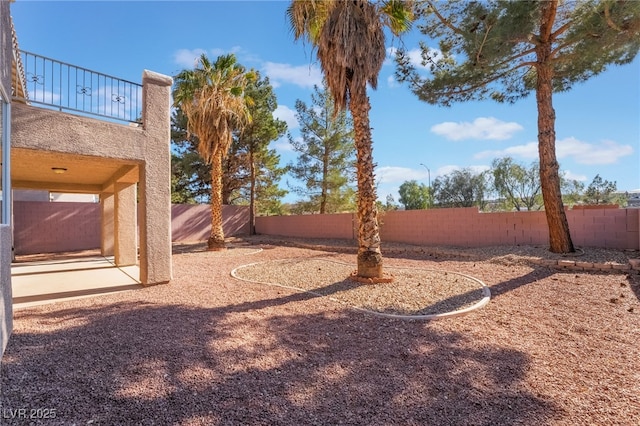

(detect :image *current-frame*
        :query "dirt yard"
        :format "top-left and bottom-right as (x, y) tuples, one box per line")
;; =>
(2, 237), (639, 425)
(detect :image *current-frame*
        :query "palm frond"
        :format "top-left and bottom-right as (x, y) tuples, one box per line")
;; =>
(173, 53), (253, 164)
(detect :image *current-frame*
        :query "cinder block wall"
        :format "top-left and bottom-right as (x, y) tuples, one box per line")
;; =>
(12, 203), (640, 254)
(171, 204), (250, 242)
(13, 202), (251, 254)
(568, 207), (638, 249)
(256, 213), (356, 239)
(255, 207), (640, 250)
(14, 201), (101, 255)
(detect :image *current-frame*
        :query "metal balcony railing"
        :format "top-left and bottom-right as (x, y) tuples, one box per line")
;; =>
(17, 50), (142, 124)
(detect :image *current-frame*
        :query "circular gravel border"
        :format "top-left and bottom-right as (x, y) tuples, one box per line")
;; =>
(231, 259), (491, 320)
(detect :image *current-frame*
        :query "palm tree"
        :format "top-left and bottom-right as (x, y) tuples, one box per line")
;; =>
(173, 54), (253, 250)
(287, 0), (413, 279)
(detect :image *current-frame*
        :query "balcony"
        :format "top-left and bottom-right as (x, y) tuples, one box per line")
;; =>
(13, 50), (142, 124)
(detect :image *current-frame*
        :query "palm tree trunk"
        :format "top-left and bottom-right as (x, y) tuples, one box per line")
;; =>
(536, 1), (575, 253)
(350, 94), (383, 278)
(208, 150), (226, 251)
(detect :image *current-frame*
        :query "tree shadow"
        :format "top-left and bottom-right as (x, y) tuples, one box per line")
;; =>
(626, 272), (640, 302)
(1, 293), (562, 425)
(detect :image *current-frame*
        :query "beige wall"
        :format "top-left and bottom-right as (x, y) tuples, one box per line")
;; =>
(11, 70), (173, 285)
(0, 224), (12, 358)
(255, 207), (640, 250)
(0, 1), (11, 95)
(1, 1), (12, 360)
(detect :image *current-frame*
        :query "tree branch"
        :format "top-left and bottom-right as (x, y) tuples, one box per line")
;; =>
(604, 1), (622, 32)
(426, 0), (465, 35)
(550, 20), (572, 40)
(475, 23), (493, 65)
(427, 61), (534, 99)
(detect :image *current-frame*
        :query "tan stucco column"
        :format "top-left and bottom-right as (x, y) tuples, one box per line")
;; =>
(114, 183), (137, 266)
(100, 191), (115, 257)
(138, 70), (172, 284)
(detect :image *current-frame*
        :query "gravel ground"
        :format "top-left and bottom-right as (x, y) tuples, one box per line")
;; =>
(232, 258), (488, 318)
(1, 236), (639, 425)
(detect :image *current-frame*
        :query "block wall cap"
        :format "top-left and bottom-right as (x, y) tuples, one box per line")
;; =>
(143, 70), (173, 86)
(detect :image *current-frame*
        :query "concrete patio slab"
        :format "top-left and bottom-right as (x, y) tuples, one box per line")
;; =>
(12, 256), (142, 309)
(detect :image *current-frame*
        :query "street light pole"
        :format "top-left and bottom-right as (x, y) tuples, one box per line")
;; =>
(420, 163), (431, 208)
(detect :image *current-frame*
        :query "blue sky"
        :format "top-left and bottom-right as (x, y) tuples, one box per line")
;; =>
(11, 0), (640, 204)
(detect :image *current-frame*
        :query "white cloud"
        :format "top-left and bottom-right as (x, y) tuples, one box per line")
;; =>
(175, 46), (262, 70)
(475, 137), (634, 165)
(210, 46), (261, 64)
(210, 46), (242, 57)
(273, 136), (295, 152)
(556, 137), (634, 165)
(273, 105), (299, 130)
(474, 142), (538, 160)
(174, 48), (206, 68)
(561, 170), (588, 182)
(263, 62), (323, 89)
(431, 117), (524, 141)
(376, 166), (429, 183)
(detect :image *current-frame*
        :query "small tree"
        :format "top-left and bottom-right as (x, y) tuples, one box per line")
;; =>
(560, 176), (585, 208)
(432, 168), (490, 209)
(236, 73), (288, 234)
(287, 84), (356, 214)
(584, 174), (617, 205)
(491, 157), (542, 211)
(398, 180), (430, 210)
(384, 194), (399, 211)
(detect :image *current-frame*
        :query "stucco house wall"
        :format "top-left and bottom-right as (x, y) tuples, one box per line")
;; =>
(11, 70), (173, 285)
(0, 1), (11, 93)
(0, 0), (12, 359)
(0, 225), (11, 358)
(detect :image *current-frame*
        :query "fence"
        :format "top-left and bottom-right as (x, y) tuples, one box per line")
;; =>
(9, 202), (640, 255)
(171, 204), (249, 242)
(18, 50), (143, 124)
(12, 202), (249, 255)
(255, 207), (640, 250)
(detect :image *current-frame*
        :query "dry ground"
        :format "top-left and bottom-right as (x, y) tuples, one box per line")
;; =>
(1, 237), (639, 425)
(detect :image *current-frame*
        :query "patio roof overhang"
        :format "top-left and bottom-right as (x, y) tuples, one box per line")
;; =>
(11, 148), (139, 194)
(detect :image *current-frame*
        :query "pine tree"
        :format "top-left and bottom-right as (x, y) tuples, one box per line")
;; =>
(396, 0), (640, 252)
(235, 73), (288, 233)
(288, 84), (356, 214)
